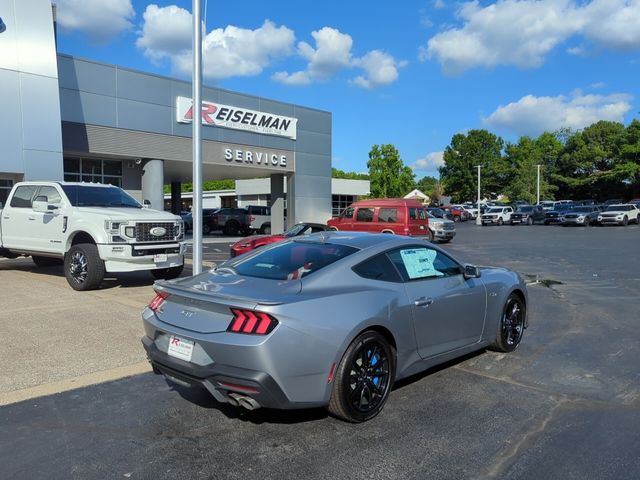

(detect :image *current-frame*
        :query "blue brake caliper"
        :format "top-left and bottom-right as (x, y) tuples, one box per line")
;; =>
(370, 352), (379, 385)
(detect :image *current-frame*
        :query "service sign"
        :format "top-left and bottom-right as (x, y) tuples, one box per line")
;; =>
(176, 97), (297, 140)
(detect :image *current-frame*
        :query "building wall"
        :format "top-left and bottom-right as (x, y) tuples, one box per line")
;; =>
(0, 0), (63, 181)
(58, 55), (332, 224)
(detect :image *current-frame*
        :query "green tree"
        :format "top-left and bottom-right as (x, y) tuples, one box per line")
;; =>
(416, 175), (438, 196)
(367, 144), (415, 198)
(504, 136), (557, 203)
(440, 130), (506, 202)
(331, 168), (369, 180)
(552, 121), (627, 200)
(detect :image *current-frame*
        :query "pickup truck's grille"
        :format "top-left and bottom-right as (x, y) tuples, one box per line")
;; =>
(135, 222), (178, 242)
(443, 223), (455, 230)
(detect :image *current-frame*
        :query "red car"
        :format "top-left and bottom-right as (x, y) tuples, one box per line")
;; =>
(229, 222), (330, 257)
(444, 205), (469, 222)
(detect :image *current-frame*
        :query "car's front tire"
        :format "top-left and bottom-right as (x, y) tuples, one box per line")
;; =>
(327, 331), (396, 423)
(491, 293), (526, 353)
(64, 243), (105, 291)
(497, 218), (504, 226)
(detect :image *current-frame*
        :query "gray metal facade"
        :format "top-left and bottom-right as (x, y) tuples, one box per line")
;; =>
(0, 0), (63, 183)
(58, 55), (333, 225)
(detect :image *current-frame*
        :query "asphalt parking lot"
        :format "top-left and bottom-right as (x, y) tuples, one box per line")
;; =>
(1, 223), (639, 479)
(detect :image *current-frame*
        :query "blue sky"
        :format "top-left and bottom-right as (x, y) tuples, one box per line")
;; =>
(55, 0), (640, 179)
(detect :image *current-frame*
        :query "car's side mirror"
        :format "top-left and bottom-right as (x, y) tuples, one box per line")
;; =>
(143, 199), (151, 209)
(33, 196), (60, 213)
(463, 264), (481, 279)
(33, 196), (49, 213)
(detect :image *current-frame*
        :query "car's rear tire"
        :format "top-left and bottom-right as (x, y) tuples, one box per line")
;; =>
(202, 224), (211, 235)
(151, 265), (184, 280)
(260, 224), (271, 235)
(32, 256), (63, 267)
(64, 243), (105, 291)
(224, 221), (239, 236)
(491, 293), (526, 353)
(453, 215), (460, 222)
(327, 331), (396, 423)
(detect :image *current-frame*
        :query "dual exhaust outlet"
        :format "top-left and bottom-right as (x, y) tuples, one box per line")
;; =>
(227, 392), (261, 410)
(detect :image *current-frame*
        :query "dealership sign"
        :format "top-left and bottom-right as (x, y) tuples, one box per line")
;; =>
(176, 97), (297, 140)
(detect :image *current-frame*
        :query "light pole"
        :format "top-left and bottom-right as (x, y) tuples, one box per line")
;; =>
(536, 164), (541, 205)
(475, 165), (482, 225)
(191, 0), (203, 275)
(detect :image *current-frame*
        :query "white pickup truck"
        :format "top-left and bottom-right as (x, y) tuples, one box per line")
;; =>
(0, 181), (186, 290)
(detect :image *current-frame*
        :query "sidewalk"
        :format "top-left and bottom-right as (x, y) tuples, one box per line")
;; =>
(0, 257), (201, 405)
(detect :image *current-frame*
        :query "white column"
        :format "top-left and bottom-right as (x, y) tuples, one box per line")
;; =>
(141, 159), (164, 211)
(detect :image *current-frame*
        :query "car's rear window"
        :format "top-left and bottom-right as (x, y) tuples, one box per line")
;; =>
(230, 240), (359, 280)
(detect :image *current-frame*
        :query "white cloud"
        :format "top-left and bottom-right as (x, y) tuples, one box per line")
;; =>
(483, 91), (633, 137)
(351, 50), (407, 89)
(137, 5), (294, 81)
(56, 0), (135, 44)
(581, 0), (640, 51)
(274, 27), (404, 88)
(273, 27), (353, 84)
(433, 0), (446, 8)
(412, 151), (445, 172)
(423, 0), (640, 74)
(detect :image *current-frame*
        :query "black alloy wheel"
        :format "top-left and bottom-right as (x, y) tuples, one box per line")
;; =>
(64, 243), (105, 291)
(492, 294), (526, 353)
(328, 331), (396, 423)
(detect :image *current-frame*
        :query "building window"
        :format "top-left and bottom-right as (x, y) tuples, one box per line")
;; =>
(0, 179), (14, 207)
(64, 157), (123, 187)
(332, 195), (355, 216)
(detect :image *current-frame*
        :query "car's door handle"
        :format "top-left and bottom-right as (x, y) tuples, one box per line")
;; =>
(28, 216), (36, 221)
(414, 297), (434, 307)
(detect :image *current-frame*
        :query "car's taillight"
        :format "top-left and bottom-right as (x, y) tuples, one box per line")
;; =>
(228, 309), (278, 335)
(149, 291), (169, 312)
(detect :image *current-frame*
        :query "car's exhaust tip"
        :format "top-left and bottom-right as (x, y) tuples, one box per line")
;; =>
(228, 392), (261, 410)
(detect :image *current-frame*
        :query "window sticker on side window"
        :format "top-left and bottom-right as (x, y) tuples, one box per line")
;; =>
(400, 248), (443, 279)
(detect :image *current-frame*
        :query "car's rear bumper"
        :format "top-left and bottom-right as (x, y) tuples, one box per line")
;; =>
(142, 335), (324, 410)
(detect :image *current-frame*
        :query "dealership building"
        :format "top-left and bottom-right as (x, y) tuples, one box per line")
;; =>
(0, 0), (368, 231)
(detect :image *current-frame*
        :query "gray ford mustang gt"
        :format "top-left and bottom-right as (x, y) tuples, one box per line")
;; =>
(142, 232), (528, 422)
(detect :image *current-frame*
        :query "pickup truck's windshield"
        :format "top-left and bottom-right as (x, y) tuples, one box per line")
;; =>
(61, 185), (141, 208)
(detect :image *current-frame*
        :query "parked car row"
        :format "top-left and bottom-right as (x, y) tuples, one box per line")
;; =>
(479, 202), (640, 227)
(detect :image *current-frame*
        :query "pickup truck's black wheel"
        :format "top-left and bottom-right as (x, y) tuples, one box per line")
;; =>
(259, 224), (271, 235)
(497, 218), (504, 226)
(32, 256), (63, 267)
(64, 243), (105, 291)
(223, 221), (239, 236)
(428, 229), (434, 242)
(151, 265), (184, 280)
